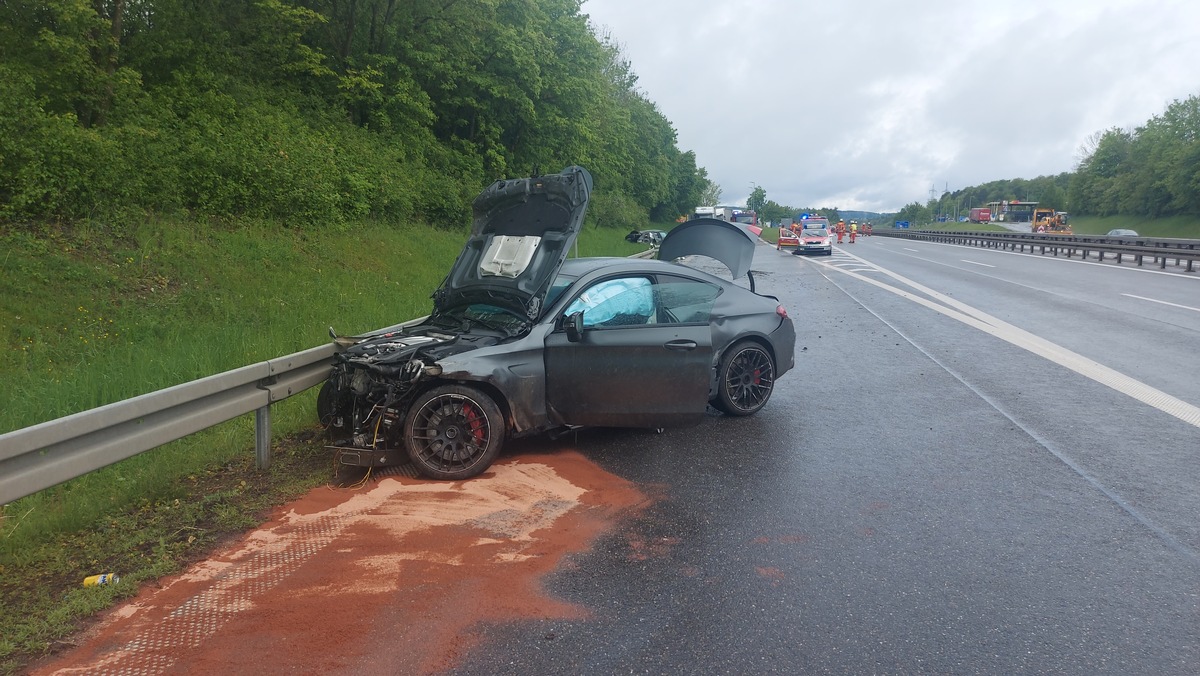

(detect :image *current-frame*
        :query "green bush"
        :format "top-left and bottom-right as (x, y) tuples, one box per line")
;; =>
(586, 190), (649, 231)
(0, 67), (128, 221)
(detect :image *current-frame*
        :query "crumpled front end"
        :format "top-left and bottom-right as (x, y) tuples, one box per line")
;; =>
(318, 332), (455, 467)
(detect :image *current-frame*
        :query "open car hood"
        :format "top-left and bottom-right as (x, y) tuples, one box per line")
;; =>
(434, 166), (593, 320)
(657, 217), (757, 279)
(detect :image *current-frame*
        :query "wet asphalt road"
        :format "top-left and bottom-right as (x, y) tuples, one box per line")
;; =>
(451, 237), (1200, 675)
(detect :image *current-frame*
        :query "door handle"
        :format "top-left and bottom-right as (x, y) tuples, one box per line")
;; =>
(664, 340), (698, 351)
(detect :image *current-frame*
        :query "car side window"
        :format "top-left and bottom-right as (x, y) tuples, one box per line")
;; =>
(565, 276), (655, 327)
(653, 277), (721, 324)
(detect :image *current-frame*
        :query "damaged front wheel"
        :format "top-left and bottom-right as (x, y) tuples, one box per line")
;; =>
(404, 385), (504, 480)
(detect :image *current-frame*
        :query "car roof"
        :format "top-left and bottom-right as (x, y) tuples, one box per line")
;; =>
(558, 256), (730, 283)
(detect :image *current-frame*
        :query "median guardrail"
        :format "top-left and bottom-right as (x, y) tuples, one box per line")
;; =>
(875, 230), (1200, 272)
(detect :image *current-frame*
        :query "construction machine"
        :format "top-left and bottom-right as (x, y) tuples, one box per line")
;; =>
(1032, 208), (1072, 234)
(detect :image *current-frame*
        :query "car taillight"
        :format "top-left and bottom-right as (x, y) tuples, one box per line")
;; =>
(776, 305), (788, 319)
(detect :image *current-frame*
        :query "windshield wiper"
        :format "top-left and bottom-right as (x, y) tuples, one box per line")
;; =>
(470, 314), (527, 337)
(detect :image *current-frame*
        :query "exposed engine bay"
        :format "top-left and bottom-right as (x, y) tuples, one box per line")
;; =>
(317, 321), (509, 468)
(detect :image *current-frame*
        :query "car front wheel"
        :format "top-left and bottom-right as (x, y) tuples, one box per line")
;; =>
(404, 385), (505, 480)
(712, 341), (775, 416)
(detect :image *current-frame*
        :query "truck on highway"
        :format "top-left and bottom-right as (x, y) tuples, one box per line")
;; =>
(692, 206), (735, 221)
(732, 209), (758, 226)
(969, 207), (992, 224)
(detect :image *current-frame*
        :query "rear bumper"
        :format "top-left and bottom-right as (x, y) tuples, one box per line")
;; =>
(770, 319), (797, 375)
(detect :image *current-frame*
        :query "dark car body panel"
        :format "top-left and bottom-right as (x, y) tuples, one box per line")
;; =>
(320, 168), (795, 477)
(430, 257), (793, 434)
(545, 322), (712, 427)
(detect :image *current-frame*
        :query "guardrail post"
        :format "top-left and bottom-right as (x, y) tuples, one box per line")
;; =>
(255, 405), (271, 469)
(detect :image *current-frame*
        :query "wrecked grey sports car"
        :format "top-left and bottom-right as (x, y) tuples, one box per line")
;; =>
(317, 166), (795, 480)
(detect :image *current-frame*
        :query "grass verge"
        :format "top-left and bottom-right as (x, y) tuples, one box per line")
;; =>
(0, 214), (659, 674)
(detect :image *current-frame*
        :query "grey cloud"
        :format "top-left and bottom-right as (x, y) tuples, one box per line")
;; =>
(585, 0), (1200, 212)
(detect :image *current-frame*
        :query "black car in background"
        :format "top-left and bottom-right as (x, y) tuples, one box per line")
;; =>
(318, 167), (795, 480)
(625, 229), (667, 245)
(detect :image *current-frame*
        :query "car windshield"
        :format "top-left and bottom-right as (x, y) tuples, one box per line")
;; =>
(803, 229), (829, 237)
(546, 273), (578, 310)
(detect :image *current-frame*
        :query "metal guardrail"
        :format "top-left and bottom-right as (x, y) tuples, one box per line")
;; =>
(875, 229), (1200, 272)
(0, 344), (337, 505)
(0, 241), (666, 506)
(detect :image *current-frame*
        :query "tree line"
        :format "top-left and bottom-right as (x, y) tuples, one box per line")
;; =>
(892, 94), (1199, 224)
(743, 185), (841, 225)
(0, 0), (709, 230)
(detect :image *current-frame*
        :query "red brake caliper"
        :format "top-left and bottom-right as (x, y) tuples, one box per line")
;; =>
(463, 404), (485, 444)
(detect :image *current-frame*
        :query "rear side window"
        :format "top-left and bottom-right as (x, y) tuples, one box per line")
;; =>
(654, 277), (721, 324)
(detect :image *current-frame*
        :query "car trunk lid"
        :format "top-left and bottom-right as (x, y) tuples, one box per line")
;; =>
(656, 217), (757, 279)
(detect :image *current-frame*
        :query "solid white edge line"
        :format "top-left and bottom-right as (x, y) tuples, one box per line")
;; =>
(1122, 293), (1200, 313)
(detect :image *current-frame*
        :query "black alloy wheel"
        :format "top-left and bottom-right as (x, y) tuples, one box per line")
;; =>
(404, 385), (504, 480)
(713, 341), (775, 416)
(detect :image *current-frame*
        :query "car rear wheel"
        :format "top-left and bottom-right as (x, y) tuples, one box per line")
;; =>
(712, 341), (775, 416)
(404, 385), (505, 480)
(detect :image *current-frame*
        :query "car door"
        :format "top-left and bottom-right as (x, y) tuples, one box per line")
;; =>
(544, 274), (717, 428)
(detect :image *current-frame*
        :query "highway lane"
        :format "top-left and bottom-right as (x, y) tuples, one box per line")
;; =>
(453, 238), (1200, 675)
(823, 235), (1200, 405)
(798, 238), (1200, 551)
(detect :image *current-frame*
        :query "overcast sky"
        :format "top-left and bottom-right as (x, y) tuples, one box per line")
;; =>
(582, 0), (1200, 213)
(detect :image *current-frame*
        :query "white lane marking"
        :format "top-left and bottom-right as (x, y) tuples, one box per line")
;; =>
(1122, 293), (1200, 313)
(903, 248), (919, 252)
(802, 251), (1200, 429)
(961, 259), (995, 268)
